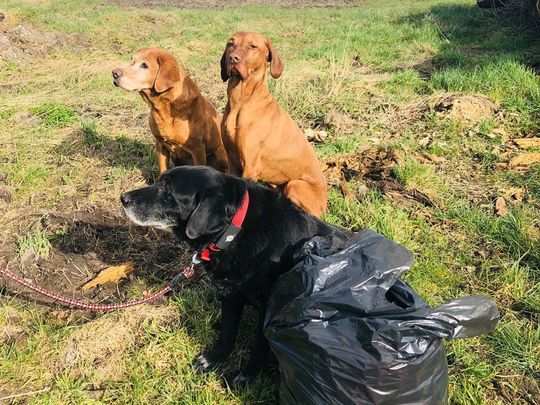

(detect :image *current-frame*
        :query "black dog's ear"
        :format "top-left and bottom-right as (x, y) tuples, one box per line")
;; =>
(186, 191), (226, 240)
(185, 181), (246, 240)
(220, 47), (230, 82)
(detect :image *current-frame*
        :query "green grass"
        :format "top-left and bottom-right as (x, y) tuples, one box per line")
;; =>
(29, 102), (79, 128)
(0, 0), (539, 403)
(17, 229), (52, 260)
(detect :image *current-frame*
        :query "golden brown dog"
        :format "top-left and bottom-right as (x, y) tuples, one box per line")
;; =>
(220, 32), (327, 217)
(113, 48), (228, 174)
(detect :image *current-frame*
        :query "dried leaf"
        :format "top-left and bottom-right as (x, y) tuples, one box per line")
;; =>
(508, 153), (540, 168)
(503, 187), (524, 204)
(340, 178), (353, 200)
(418, 136), (431, 147)
(82, 262), (134, 291)
(422, 153), (446, 164)
(494, 197), (508, 216)
(305, 128), (328, 143)
(513, 138), (540, 149)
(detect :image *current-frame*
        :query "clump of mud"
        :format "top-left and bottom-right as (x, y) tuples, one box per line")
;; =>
(323, 147), (403, 186)
(392, 93), (499, 132)
(323, 147), (438, 208)
(0, 24), (64, 61)
(431, 93), (499, 124)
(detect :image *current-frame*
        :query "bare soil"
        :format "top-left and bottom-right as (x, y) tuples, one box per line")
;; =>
(0, 209), (193, 311)
(0, 21), (91, 62)
(323, 147), (439, 208)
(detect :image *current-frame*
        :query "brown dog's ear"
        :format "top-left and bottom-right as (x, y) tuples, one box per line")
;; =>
(220, 47), (230, 82)
(154, 54), (180, 93)
(266, 39), (284, 79)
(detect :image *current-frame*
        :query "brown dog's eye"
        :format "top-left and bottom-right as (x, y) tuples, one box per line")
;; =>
(140, 63), (149, 69)
(250, 44), (258, 49)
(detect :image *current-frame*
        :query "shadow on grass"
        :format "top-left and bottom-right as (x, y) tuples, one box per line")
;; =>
(47, 212), (187, 285)
(395, 3), (539, 78)
(54, 120), (159, 183)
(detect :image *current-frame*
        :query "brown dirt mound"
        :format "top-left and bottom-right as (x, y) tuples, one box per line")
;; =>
(0, 24), (63, 61)
(0, 22), (91, 62)
(430, 93), (499, 124)
(391, 93), (499, 134)
(323, 147), (438, 208)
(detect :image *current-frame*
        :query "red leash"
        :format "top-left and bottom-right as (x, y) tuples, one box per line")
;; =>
(0, 264), (194, 311)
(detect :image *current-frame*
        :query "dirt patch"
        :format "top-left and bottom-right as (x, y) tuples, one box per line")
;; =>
(0, 209), (192, 310)
(0, 24), (64, 61)
(0, 306), (28, 345)
(109, 0), (362, 9)
(388, 93), (499, 133)
(0, 22), (91, 62)
(324, 108), (357, 133)
(431, 93), (499, 124)
(322, 147), (439, 208)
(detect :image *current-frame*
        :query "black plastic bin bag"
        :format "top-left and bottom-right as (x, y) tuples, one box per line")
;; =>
(264, 229), (500, 405)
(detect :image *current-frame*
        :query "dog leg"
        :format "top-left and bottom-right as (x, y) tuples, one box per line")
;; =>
(191, 146), (207, 166)
(156, 141), (170, 174)
(232, 306), (269, 386)
(193, 295), (243, 373)
(212, 143), (229, 173)
(283, 179), (327, 217)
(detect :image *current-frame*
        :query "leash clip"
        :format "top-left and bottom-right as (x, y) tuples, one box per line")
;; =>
(192, 252), (202, 265)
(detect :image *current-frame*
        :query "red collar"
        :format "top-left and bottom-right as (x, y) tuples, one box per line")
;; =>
(198, 190), (249, 262)
(231, 189), (250, 228)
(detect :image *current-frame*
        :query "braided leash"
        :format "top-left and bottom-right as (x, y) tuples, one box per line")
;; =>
(0, 264), (194, 312)
(0, 190), (249, 312)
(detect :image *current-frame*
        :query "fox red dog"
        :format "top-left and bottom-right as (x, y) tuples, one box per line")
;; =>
(113, 48), (228, 174)
(220, 32), (328, 217)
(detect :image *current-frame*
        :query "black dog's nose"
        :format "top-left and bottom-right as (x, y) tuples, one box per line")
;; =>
(120, 193), (130, 206)
(229, 53), (240, 64)
(112, 69), (122, 79)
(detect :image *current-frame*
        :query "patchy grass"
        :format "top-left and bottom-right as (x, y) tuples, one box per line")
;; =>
(16, 228), (52, 260)
(0, 0), (539, 403)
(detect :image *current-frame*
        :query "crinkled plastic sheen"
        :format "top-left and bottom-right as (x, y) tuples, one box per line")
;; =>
(264, 229), (500, 405)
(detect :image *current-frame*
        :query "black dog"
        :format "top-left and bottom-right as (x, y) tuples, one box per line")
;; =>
(120, 166), (352, 384)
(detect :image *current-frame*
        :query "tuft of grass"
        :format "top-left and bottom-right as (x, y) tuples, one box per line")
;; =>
(29, 102), (78, 128)
(447, 203), (540, 270)
(81, 118), (104, 147)
(17, 228), (52, 260)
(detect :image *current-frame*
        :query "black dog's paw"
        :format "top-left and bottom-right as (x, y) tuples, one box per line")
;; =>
(231, 371), (256, 387)
(192, 353), (219, 373)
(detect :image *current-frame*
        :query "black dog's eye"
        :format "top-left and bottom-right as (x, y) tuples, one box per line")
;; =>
(140, 62), (149, 69)
(159, 189), (176, 206)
